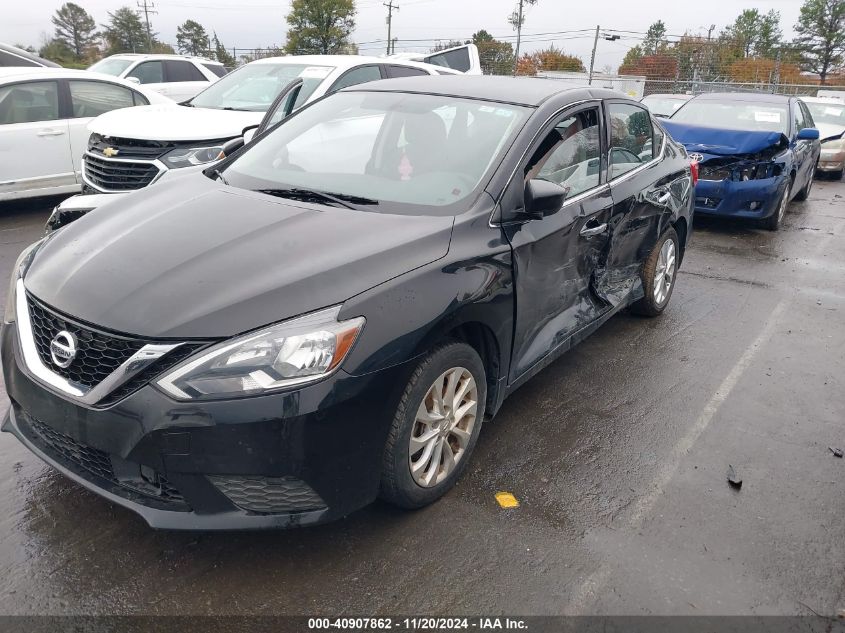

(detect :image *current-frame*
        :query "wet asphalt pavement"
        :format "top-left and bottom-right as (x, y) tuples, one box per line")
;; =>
(0, 180), (842, 617)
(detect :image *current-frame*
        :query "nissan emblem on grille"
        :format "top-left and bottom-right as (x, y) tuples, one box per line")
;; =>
(49, 331), (78, 368)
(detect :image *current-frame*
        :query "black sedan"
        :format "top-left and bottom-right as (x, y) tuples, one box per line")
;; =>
(2, 76), (695, 529)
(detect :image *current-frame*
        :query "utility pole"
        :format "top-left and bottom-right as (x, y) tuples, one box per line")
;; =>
(137, 0), (156, 52)
(384, 1), (398, 55)
(588, 24), (599, 85)
(512, 0), (524, 76)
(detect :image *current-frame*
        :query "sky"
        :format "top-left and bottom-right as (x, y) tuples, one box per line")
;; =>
(3, 0), (804, 70)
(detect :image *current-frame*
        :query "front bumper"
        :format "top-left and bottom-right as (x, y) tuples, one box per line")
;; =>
(1, 323), (405, 530)
(693, 175), (786, 219)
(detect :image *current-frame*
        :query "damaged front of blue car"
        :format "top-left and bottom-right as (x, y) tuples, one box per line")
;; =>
(661, 121), (791, 220)
(663, 93), (820, 230)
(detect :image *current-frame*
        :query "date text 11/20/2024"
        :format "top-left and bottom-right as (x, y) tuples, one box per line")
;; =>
(307, 618), (529, 630)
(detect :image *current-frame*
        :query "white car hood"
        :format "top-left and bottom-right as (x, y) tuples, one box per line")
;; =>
(817, 122), (845, 142)
(87, 104), (264, 141)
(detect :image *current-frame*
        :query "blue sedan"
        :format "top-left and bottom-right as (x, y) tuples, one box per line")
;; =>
(663, 93), (820, 230)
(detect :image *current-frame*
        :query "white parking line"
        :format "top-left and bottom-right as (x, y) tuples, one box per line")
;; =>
(565, 296), (788, 614)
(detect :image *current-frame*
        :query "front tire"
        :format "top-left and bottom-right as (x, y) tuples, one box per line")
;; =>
(630, 227), (679, 317)
(380, 342), (486, 509)
(762, 180), (790, 231)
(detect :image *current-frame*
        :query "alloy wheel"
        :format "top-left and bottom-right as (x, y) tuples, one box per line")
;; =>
(653, 239), (676, 306)
(409, 367), (478, 487)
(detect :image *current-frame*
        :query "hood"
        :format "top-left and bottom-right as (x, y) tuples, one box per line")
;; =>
(87, 104), (263, 142)
(662, 120), (788, 159)
(817, 122), (845, 144)
(25, 177), (454, 339)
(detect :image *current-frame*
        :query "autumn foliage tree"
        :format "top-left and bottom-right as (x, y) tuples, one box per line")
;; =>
(516, 45), (584, 75)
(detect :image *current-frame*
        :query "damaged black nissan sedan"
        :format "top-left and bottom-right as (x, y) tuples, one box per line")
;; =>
(2, 77), (694, 529)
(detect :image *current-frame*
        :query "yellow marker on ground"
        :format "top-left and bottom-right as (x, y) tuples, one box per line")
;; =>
(495, 491), (520, 508)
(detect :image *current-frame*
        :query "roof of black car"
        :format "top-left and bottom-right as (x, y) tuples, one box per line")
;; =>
(343, 75), (627, 107)
(691, 92), (794, 103)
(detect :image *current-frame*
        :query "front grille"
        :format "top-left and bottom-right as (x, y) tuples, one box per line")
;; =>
(27, 295), (145, 389)
(25, 415), (186, 505)
(88, 134), (175, 160)
(84, 154), (159, 191)
(209, 475), (326, 514)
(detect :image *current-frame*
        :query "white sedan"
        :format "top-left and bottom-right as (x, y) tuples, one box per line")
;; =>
(0, 67), (172, 202)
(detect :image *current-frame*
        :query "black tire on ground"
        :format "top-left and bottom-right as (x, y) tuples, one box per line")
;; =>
(831, 169), (844, 181)
(380, 341), (486, 509)
(795, 172), (813, 201)
(761, 179), (791, 231)
(630, 226), (680, 317)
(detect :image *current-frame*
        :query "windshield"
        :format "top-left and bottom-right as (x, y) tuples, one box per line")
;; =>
(672, 100), (789, 134)
(642, 96), (687, 116)
(88, 58), (133, 76)
(804, 101), (845, 128)
(188, 62), (333, 111)
(223, 91), (531, 214)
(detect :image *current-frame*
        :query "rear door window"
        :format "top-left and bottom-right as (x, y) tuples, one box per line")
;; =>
(385, 65), (430, 78)
(608, 102), (655, 179)
(164, 60), (208, 82)
(0, 81), (60, 124)
(128, 61), (164, 84)
(202, 63), (228, 78)
(68, 80), (135, 118)
(328, 65), (383, 93)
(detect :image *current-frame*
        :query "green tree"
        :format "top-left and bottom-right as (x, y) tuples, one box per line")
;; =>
(176, 19), (210, 56)
(430, 40), (467, 52)
(212, 32), (236, 67)
(102, 7), (150, 54)
(39, 38), (78, 66)
(642, 20), (667, 55)
(793, 0), (845, 84)
(721, 9), (783, 58)
(472, 29), (514, 75)
(52, 2), (98, 61)
(283, 0), (355, 55)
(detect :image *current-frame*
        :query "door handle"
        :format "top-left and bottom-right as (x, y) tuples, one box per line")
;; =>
(37, 129), (65, 137)
(580, 222), (608, 237)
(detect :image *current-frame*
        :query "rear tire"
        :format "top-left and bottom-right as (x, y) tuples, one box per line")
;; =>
(762, 180), (790, 231)
(831, 169), (844, 181)
(380, 342), (486, 509)
(630, 227), (679, 317)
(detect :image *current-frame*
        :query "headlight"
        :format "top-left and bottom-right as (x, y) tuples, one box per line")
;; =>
(160, 145), (226, 169)
(156, 306), (365, 400)
(4, 240), (43, 324)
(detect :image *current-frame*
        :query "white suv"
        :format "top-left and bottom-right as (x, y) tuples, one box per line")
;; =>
(88, 54), (227, 101)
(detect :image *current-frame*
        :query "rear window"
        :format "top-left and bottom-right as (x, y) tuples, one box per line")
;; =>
(0, 51), (40, 67)
(202, 63), (228, 78)
(164, 60), (207, 82)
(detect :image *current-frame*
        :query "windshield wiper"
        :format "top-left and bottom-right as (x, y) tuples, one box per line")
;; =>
(210, 167), (229, 185)
(257, 188), (378, 210)
(222, 106), (250, 111)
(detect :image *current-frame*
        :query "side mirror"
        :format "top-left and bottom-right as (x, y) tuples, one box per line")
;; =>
(219, 137), (245, 158)
(796, 127), (820, 141)
(242, 125), (258, 144)
(126, 76), (141, 85)
(524, 179), (569, 219)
